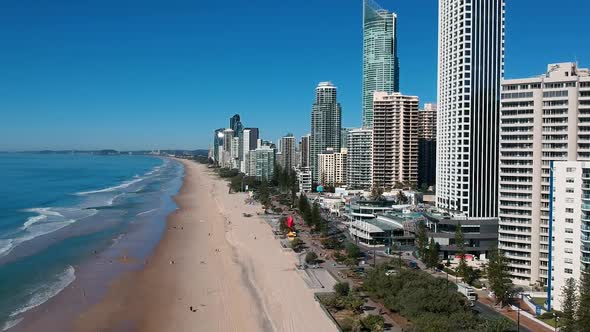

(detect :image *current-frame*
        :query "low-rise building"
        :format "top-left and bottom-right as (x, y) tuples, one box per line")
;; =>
(423, 210), (499, 260)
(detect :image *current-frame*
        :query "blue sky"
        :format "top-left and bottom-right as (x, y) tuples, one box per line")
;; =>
(1, 0), (589, 151)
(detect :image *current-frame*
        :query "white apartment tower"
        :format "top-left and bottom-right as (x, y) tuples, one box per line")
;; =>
(552, 161), (590, 311)
(318, 148), (348, 187)
(499, 63), (590, 286)
(347, 128), (373, 189)
(372, 92), (419, 189)
(437, 0), (505, 216)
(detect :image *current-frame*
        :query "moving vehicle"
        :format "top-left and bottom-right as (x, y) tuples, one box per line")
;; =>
(457, 283), (477, 307)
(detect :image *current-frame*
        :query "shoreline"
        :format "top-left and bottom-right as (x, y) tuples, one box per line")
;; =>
(69, 159), (336, 331)
(5, 157), (182, 332)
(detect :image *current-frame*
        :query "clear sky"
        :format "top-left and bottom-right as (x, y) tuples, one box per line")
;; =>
(1, 0), (589, 151)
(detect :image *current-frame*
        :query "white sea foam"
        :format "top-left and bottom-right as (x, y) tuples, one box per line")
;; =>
(137, 208), (158, 216)
(9, 266), (76, 318)
(0, 239), (14, 257)
(21, 215), (47, 230)
(75, 178), (143, 195)
(1, 317), (23, 331)
(0, 208), (98, 258)
(24, 207), (63, 218)
(106, 193), (125, 206)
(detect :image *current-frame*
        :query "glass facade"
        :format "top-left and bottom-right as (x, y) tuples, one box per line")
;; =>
(362, 0), (399, 129)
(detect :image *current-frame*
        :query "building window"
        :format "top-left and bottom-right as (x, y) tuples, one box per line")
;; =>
(566, 208), (574, 213)
(565, 248), (573, 253)
(565, 268), (573, 274)
(565, 258), (573, 264)
(565, 238), (574, 244)
(566, 228), (574, 234)
(566, 218), (574, 223)
(566, 188), (575, 193)
(567, 178), (575, 183)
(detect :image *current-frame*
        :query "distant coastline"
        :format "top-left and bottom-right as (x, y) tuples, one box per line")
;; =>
(0, 149), (209, 156)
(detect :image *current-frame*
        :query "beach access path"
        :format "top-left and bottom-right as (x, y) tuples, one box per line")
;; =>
(72, 159), (337, 332)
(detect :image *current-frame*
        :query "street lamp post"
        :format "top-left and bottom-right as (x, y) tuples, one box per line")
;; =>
(517, 294), (521, 332)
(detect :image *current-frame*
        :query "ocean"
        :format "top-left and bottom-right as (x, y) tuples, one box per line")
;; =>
(0, 153), (183, 330)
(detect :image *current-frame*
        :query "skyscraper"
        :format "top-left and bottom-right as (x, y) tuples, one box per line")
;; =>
(241, 128), (259, 174)
(436, 0), (505, 217)
(362, 0), (399, 129)
(310, 82), (342, 183)
(229, 114), (243, 134)
(372, 92), (419, 189)
(299, 134), (311, 168)
(213, 128), (225, 166)
(418, 104), (437, 187)
(347, 128), (373, 189)
(279, 134), (297, 171)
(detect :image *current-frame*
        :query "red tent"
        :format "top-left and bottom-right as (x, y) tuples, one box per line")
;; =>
(287, 216), (294, 229)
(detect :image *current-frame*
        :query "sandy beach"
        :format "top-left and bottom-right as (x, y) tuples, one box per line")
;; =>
(67, 159), (336, 331)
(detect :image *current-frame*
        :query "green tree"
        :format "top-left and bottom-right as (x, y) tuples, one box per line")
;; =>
(278, 216), (289, 234)
(311, 203), (322, 231)
(396, 190), (408, 204)
(455, 223), (470, 281)
(305, 251), (318, 265)
(334, 281), (350, 297)
(303, 206), (313, 227)
(560, 277), (578, 332)
(487, 247), (513, 307)
(346, 243), (361, 260)
(361, 314), (385, 332)
(426, 238), (440, 269)
(370, 186), (384, 201)
(258, 179), (271, 207)
(416, 222), (428, 260)
(577, 272), (590, 331)
(298, 193), (310, 213)
(291, 238), (303, 251)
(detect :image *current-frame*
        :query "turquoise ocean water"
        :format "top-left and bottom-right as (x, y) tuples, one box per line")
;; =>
(0, 153), (183, 330)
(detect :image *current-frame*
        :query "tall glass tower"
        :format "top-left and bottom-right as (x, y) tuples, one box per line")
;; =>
(362, 0), (399, 129)
(310, 82), (342, 183)
(436, 0), (505, 217)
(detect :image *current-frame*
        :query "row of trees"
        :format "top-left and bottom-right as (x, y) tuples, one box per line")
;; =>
(559, 273), (590, 332)
(415, 223), (440, 269)
(298, 194), (326, 234)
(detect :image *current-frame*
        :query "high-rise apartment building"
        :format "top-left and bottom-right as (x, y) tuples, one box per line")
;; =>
(347, 128), (373, 189)
(279, 134), (297, 171)
(372, 92), (419, 189)
(418, 104), (438, 187)
(241, 128), (259, 174)
(213, 128), (225, 166)
(552, 161), (590, 311)
(221, 128), (235, 168)
(418, 103), (437, 140)
(437, 0), (505, 217)
(299, 134), (311, 168)
(318, 148), (348, 187)
(499, 63), (590, 286)
(310, 82), (342, 183)
(250, 145), (275, 181)
(362, 0), (399, 128)
(341, 128), (353, 149)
